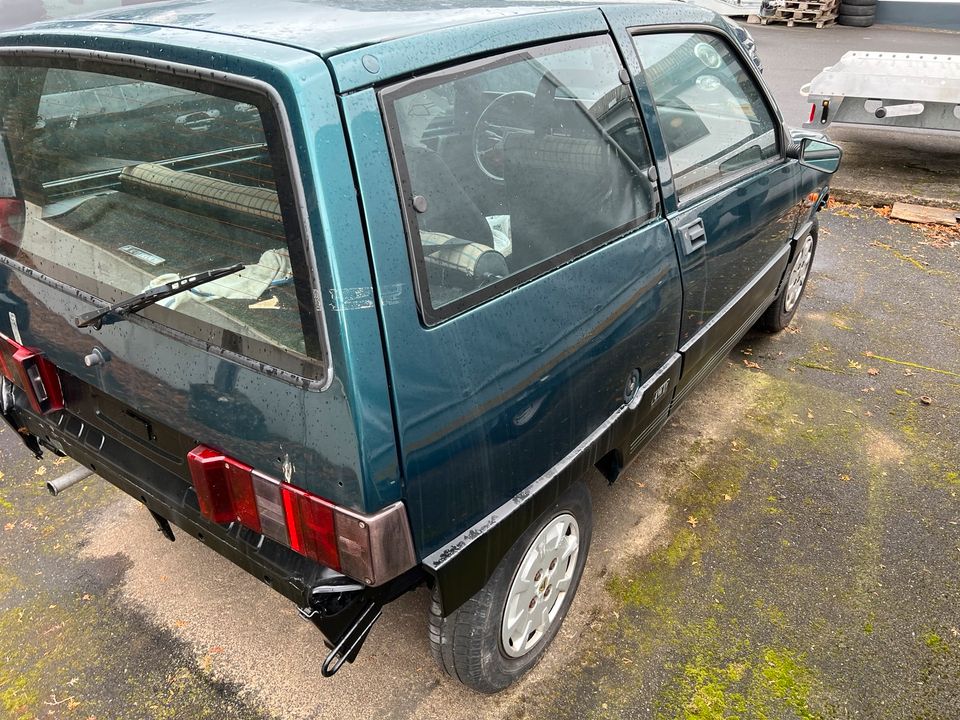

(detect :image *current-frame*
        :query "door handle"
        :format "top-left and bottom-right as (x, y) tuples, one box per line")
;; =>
(679, 218), (707, 255)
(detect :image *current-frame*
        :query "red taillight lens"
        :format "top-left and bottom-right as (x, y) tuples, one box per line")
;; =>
(186, 446), (260, 532)
(280, 483), (340, 571)
(0, 198), (24, 249)
(809, 103), (816, 123)
(0, 333), (63, 414)
(186, 444), (340, 571)
(186, 445), (416, 584)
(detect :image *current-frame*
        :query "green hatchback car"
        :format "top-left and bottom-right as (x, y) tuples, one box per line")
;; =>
(0, 0), (840, 693)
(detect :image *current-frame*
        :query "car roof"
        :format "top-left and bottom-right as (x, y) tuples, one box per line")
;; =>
(17, 0), (693, 58)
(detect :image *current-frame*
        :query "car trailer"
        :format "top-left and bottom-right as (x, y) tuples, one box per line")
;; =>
(802, 51), (960, 132)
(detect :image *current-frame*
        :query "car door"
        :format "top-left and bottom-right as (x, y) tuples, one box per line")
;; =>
(614, 21), (807, 401)
(341, 30), (684, 559)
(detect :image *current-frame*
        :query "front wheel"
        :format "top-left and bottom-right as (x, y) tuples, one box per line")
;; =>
(758, 223), (818, 332)
(429, 481), (592, 693)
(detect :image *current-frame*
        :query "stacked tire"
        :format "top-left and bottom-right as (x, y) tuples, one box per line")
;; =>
(838, 0), (876, 26)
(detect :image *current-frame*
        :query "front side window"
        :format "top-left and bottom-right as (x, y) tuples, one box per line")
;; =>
(632, 32), (779, 199)
(382, 36), (658, 324)
(0, 62), (324, 379)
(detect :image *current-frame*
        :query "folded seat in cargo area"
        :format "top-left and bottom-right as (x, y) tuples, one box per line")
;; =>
(22, 162), (307, 354)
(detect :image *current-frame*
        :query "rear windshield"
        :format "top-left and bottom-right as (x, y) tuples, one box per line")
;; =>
(0, 59), (325, 381)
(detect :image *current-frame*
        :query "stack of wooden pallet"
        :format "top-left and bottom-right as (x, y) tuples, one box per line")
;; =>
(748, 0), (839, 28)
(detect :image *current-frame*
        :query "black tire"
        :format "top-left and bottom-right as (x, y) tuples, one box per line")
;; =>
(839, 0), (875, 5)
(429, 481), (592, 693)
(839, 4), (876, 15)
(838, 13), (876, 25)
(757, 222), (818, 332)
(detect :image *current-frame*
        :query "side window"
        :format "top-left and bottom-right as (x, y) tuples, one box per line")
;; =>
(632, 32), (779, 199)
(382, 36), (658, 324)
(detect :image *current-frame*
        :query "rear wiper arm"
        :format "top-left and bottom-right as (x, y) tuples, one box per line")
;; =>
(75, 263), (245, 330)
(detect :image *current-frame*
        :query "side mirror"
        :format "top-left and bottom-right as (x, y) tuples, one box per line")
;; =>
(797, 137), (842, 174)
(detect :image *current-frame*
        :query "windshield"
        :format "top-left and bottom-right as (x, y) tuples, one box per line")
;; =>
(0, 61), (324, 379)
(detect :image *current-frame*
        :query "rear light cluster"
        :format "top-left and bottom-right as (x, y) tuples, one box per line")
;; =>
(0, 332), (64, 414)
(0, 198), (24, 249)
(187, 445), (415, 585)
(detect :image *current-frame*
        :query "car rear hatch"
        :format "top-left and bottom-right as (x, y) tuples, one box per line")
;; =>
(0, 27), (411, 597)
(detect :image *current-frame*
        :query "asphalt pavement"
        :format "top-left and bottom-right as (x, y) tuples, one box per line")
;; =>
(746, 22), (960, 209)
(1, 19), (959, 720)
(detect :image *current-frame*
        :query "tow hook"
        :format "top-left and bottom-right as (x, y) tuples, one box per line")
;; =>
(314, 600), (383, 677)
(298, 568), (423, 676)
(46, 465), (94, 496)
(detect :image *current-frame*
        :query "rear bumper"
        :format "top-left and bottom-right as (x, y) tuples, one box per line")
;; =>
(3, 386), (424, 648)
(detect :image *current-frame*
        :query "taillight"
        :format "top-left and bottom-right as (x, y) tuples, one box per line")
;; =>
(186, 446), (260, 532)
(280, 482), (340, 570)
(0, 198), (24, 249)
(0, 332), (63, 414)
(187, 444), (418, 584)
(809, 103), (816, 123)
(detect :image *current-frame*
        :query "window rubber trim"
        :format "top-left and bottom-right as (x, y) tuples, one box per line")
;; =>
(625, 23), (789, 211)
(377, 34), (661, 328)
(0, 46), (333, 392)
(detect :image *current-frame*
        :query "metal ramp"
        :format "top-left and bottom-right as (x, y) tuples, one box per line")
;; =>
(802, 51), (960, 132)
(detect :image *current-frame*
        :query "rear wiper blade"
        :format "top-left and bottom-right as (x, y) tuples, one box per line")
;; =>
(75, 263), (245, 330)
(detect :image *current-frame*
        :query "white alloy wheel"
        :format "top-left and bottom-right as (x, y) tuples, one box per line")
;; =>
(501, 512), (580, 658)
(784, 234), (814, 313)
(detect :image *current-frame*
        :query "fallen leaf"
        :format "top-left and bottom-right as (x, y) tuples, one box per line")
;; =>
(723, 494), (732, 501)
(848, 360), (862, 370)
(4, 522), (15, 531)
(904, 369), (916, 377)
(687, 515), (699, 528)
(839, 474), (852, 482)
(744, 359), (762, 370)
(865, 410), (873, 417)
(807, 409), (814, 420)
(919, 396), (933, 406)
(174, 619), (189, 629)
(742, 348), (753, 356)
(81, 594), (91, 601)
(35, 465), (47, 476)
(867, 368), (880, 376)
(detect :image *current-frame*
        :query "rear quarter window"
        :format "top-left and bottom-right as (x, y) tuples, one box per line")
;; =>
(380, 35), (659, 325)
(0, 60), (325, 380)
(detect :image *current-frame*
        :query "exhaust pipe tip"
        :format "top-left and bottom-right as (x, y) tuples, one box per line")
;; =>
(46, 466), (95, 496)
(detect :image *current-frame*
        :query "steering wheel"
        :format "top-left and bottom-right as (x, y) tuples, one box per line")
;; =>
(472, 91), (535, 183)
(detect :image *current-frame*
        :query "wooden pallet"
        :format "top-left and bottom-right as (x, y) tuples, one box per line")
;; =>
(748, 15), (837, 30)
(781, 0), (837, 10)
(780, 7), (837, 19)
(749, 13), (837, 27)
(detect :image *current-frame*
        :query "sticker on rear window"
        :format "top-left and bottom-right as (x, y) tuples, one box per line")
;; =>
(118, 245), (165, 266)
